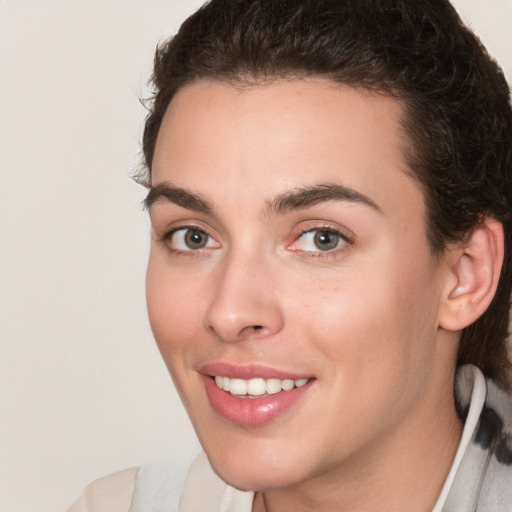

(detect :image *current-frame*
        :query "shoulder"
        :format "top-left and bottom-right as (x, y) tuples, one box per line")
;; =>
(67, 455), (194, 512)
(67, 467), (138, 512)
(67, 453), (253, 512)
(442, 366), (512, 511)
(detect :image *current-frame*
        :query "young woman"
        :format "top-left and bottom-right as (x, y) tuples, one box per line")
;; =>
(70, 1), (512, 510)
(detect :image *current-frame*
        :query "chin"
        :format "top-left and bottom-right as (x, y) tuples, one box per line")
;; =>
(204, 441), (309, 492)
(211, 462), (298, 492)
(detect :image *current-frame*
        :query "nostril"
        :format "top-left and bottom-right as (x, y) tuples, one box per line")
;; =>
(244, 325), (264, 336)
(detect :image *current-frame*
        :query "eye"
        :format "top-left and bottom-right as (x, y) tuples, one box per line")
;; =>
(290, 229), (347, 252)
(167, 227), (218, 251)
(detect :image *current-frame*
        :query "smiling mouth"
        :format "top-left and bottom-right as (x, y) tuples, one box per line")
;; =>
(213, 376), (311, 397)
(203, 371), (315, 426)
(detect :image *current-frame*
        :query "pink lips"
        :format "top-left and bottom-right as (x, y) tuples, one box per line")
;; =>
(199, 363), (314, 427)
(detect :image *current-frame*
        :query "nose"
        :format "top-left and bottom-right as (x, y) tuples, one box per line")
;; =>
(204, 252), (284, 343)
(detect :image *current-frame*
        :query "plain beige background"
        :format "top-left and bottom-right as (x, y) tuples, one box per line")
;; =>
(0, 1), (511, 511)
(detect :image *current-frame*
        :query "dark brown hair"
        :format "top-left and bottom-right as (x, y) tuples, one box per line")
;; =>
(140, 0), (512, 387)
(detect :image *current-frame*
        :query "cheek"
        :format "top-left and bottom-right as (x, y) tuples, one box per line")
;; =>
(146, 260), (212, 411)
(279, 279), (400, 412)
(146, 257), (205, 362)
(285, 254), (440, 382)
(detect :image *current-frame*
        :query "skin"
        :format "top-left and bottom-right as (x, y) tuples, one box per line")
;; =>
(146, 79), (464, 511)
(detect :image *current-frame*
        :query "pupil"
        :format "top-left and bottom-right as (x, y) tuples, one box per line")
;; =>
(314, 231), (339, 251)
(185, 229), (207, 248)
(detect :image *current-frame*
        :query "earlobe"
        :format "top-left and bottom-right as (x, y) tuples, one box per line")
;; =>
(439, 218), (504, 332)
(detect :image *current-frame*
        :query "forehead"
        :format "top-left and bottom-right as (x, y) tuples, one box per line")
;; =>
(152, 79), (424, 224)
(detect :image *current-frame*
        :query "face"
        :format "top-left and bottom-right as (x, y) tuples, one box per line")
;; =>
(146, 79), (456, 492)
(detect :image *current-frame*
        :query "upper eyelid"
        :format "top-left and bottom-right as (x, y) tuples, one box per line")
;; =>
(291, 221), (354, 242)
(299, 226), (349, 239)
(163, 225), (204, 239)
(292, 228), (349, 248)
(154, 220), (215, 239)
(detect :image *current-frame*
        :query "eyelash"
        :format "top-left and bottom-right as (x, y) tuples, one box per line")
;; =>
(287, 225), (353, 257)
(158, 224), (353, 258)
(159, 226), (219, 255)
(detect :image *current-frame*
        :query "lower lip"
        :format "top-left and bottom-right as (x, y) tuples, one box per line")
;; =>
(202, 375), (313, 427)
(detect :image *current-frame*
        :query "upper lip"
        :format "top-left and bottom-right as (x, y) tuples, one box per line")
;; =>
(199, 361), (312, 380)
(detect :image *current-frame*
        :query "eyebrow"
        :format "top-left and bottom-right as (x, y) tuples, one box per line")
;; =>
(144, 181), (382, 217)
(144, 183), (214, 214)
(266, 183), (382, 216)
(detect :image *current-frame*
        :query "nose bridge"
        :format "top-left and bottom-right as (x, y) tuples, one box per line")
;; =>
(204, 246), (283, 343)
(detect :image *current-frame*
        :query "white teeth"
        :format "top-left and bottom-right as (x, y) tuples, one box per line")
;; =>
(214, 375), (311, 396)
(229, 378), (247, 396)
(281, 379), (294, 391)
(265, 378), (282, 395)
(295, 378), (309, 387)
(247, 378), (266, 396)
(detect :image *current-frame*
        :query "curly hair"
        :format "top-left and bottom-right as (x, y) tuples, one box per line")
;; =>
(139, 0), (512, 388)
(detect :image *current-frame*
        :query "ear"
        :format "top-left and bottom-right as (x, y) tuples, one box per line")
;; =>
(439, 218), (504, 332)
